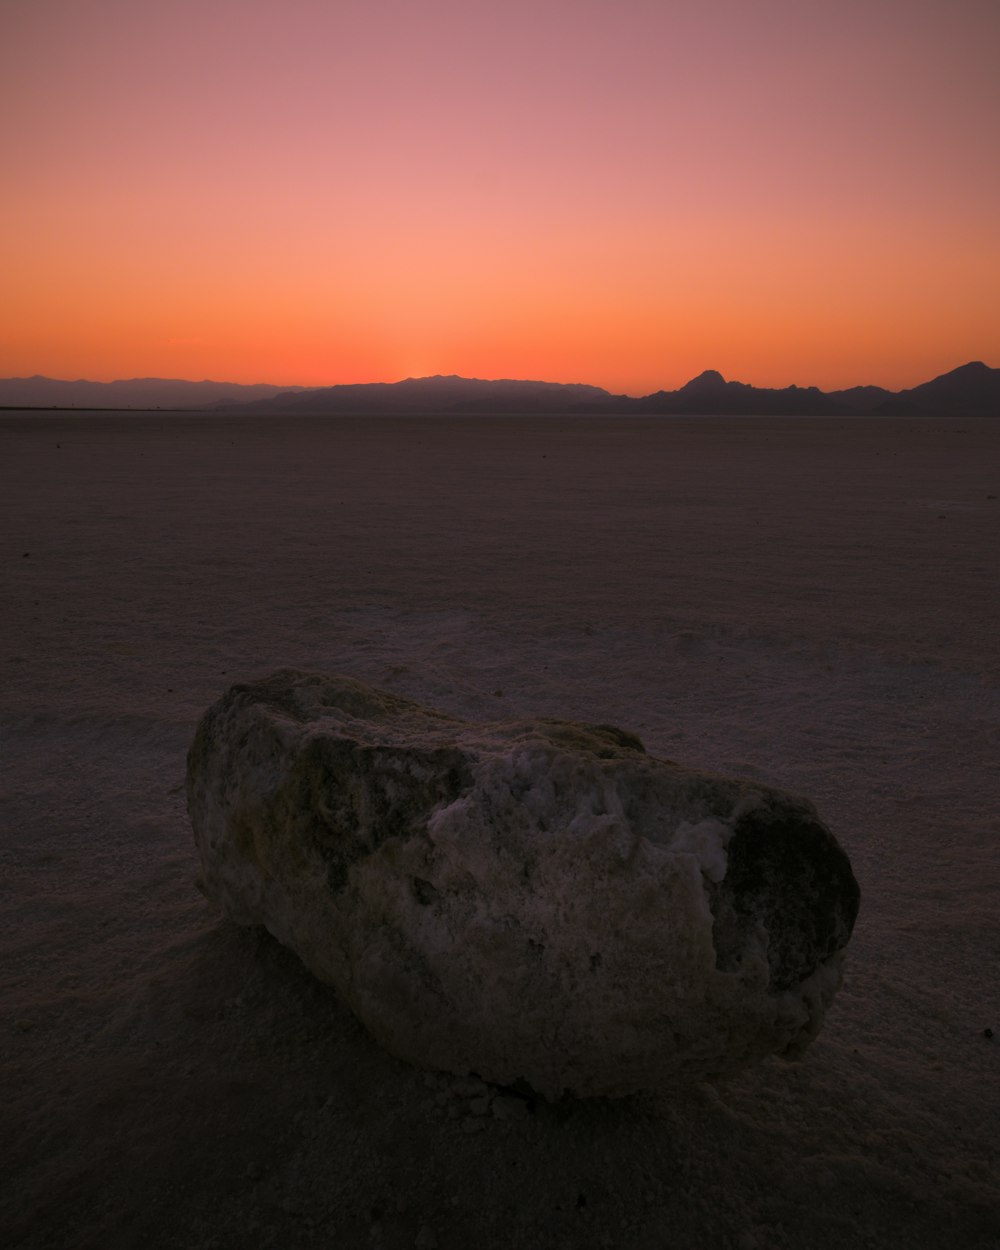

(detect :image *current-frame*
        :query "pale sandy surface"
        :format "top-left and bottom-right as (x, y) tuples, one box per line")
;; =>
(2, 413), (999, 1250)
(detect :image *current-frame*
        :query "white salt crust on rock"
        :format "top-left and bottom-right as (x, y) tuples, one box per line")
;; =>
(187, 670), (860, 1099)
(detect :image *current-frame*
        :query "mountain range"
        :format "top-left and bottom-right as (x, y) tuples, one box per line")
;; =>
(0, 376), (305, 410)
(1, 362), (997, 417)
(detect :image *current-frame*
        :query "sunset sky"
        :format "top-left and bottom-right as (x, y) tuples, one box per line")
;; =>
(2, 0), (998, 394)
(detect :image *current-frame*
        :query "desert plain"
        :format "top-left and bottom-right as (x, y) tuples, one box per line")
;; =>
(2, 411), (999, 1249)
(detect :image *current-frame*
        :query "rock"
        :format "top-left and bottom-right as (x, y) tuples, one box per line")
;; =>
(450, 1076), (488, 1098)
(187, 670), (860, 1098)
(491, 1095), (530, 1122)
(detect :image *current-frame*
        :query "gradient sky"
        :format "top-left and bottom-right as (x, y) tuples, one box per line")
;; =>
(2, 0), (998, 394)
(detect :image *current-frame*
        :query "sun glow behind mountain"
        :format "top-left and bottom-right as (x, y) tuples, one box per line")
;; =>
(2, 0), (998, 393)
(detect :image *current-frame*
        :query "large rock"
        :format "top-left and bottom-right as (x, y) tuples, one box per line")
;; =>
(187, 670), (860, 1098)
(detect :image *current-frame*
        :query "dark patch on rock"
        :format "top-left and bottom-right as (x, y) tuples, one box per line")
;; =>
(709, 808), (860, 990)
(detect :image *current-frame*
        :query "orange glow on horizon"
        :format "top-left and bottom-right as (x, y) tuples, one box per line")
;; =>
(2, 1), (997, 396)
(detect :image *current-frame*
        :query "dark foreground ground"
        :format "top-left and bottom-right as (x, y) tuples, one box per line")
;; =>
(2, 412), (999, 1249)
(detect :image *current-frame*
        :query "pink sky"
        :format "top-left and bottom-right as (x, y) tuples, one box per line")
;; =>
(2, 0), (998, 394)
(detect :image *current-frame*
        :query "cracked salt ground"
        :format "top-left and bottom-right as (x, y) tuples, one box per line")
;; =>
(3, 412), (1000, 1249)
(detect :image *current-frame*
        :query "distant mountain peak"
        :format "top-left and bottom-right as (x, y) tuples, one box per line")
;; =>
(402, 373), (463, 383)
(682, 369), (727, 389)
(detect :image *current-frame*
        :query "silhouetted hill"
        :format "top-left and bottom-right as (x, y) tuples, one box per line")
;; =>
(876, 361), (1000, 416)
(827, 384), (895, 410)
(0, 376), (305, 409)
(631, 370), (843, 415)
(244, 374), (622, 415)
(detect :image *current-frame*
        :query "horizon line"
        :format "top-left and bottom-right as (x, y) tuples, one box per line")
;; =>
(2, 359), (994, 400)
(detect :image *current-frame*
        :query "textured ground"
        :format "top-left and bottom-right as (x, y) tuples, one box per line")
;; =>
(2, 412), (999, 1249)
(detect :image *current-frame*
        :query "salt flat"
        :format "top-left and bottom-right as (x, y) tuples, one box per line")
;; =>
(2, 412), (999, 1249)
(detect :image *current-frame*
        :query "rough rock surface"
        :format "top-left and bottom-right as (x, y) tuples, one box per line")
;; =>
(187, 670), (860, 1098)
